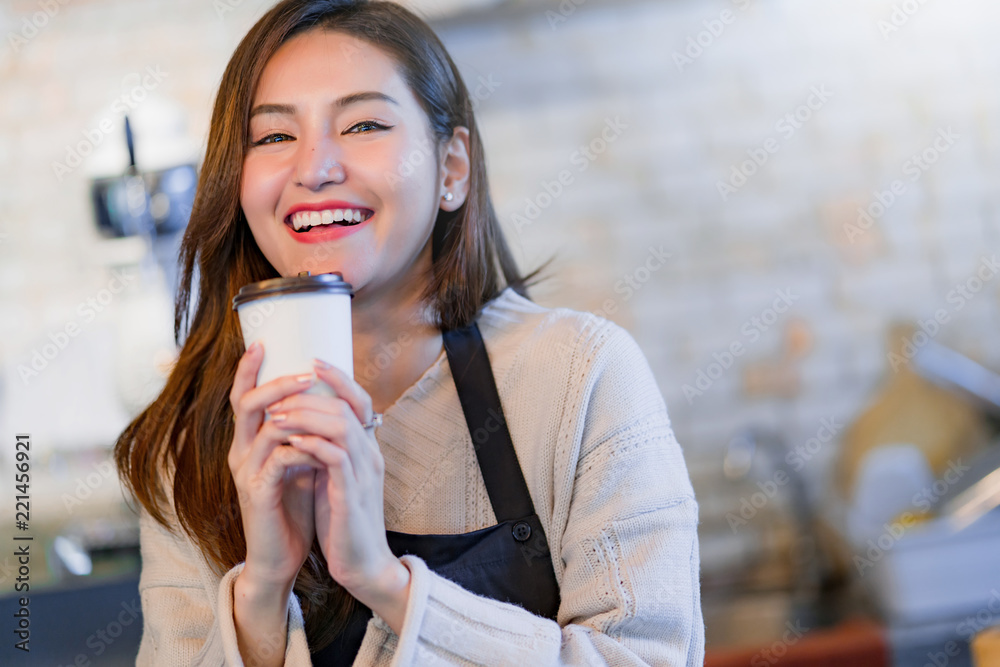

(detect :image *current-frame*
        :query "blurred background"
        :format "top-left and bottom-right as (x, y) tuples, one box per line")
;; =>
(2, 0), (1000, 664)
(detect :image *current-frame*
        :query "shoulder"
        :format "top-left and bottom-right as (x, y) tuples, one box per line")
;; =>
(477, 287), (652, 385)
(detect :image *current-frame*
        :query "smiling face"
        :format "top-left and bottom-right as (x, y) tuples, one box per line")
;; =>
(240, 29), (454, 300)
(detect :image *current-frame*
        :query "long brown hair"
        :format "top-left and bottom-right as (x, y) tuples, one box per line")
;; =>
(114, 0), (547, 652)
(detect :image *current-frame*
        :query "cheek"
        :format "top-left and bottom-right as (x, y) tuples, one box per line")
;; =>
(356, 132), (437, 191)
(240, 157), (285, 219)
(240, 161), (262, 218)
(239, 161), (286, 258)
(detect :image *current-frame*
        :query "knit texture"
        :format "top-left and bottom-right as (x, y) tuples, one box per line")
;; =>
(135, 287), (705, 666)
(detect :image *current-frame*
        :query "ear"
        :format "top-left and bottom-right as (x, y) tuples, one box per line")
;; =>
(438, 126), (471, 212)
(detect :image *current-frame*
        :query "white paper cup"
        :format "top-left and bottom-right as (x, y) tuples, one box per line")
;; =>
(232, 271), (354, 400)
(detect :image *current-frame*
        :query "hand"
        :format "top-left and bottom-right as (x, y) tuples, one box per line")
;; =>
(265, 358), (411, 631)
(228, 341), (325, 590)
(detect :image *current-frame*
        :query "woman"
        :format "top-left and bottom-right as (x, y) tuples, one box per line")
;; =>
(114, 0), (703, 664)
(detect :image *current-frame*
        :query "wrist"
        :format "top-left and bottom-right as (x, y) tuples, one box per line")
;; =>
(233, 567), (291, 667)
(350, 556), (411, 635)
(237, 564), (295, 609)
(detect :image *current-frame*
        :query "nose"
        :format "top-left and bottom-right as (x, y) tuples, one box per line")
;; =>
(293, 133), (346, 191)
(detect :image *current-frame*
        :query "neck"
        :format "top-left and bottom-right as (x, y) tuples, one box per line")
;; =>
(351, 269), (442, 415)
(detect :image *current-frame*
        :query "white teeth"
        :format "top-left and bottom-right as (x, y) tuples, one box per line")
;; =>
(289, 208), (371, 230)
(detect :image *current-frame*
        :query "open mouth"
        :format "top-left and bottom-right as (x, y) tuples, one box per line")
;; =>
(285, 208), (375, 233)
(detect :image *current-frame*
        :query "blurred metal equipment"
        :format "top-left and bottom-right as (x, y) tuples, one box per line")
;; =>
(88, 113), (197, 300)
(945, 466), (1000, 532)
(912, 339), (1000, 416)
(720, 427), (828, 599)
(910, 340), (1000, 528)
(89, 131), (196, 240)
(84, 91), (200, 300)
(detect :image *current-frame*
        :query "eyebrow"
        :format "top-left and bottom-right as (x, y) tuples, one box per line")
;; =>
(249, 91), (399, 120)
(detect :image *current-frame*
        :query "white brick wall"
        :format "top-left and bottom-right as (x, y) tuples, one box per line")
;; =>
(437, 0), (1000, 474)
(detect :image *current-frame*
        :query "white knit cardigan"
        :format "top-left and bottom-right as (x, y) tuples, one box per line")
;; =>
(135, 287), (704, 666)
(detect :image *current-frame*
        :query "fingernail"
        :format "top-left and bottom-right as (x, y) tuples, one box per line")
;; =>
(271, 413), (287, 423)
(312, 358), (331, 370)
(296, 373), (314, 384)
(287, 434), (303, 444)
(248, 341), (260, 353)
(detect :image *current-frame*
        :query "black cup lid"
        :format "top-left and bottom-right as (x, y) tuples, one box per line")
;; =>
(232, 271), (354, 309)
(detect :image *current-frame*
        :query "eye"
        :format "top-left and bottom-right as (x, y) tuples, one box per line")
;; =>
(345, 120), (392, 134)
(252, 133), (294, 146)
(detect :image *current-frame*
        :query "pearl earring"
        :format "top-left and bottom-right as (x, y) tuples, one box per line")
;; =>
(443, 192), (454, 202)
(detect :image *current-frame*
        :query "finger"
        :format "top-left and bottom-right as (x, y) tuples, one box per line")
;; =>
(264, 392), (352, 416)
(267, 406), (377, 486)
(257, 446), (326, 487)
(251, 444), (325, 499)
(288, 435), (357, 498)
(230, 341), (264, 414)
(233, 372), (318, 455)
(312, 360), (373, 424)
(245, 419), (320, 474)
(265, 396), (374, 464)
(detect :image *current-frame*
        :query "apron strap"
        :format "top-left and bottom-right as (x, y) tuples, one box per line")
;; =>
(443, 321), (536, 522)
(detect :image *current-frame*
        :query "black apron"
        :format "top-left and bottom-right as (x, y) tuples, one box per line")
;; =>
(311, 321), (561, 665)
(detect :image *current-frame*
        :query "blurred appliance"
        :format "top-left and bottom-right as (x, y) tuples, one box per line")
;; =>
(88, 112), (197, 301)
(912, 339), (1000, 417)
(861, 342), (1000, 666)
(90, 156), (196, 240)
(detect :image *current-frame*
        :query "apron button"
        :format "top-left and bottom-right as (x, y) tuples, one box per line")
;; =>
(512, 521), (532, 542)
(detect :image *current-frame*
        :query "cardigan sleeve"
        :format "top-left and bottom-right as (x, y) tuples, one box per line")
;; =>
(353, 320), (705, 666)
(135, 502), (315, 666)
